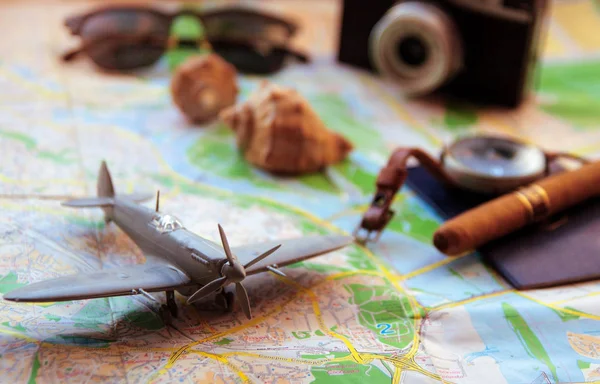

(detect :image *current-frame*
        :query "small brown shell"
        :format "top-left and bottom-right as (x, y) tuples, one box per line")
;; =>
(219, 81), (353, 175)
(170, 54), (238, 123)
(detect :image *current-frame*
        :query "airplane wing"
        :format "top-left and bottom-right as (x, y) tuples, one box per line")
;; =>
(232, 235), (353, 276)
(3, 262), (191, 303)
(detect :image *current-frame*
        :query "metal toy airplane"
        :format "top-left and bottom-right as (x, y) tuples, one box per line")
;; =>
(4, 162), (353, 321)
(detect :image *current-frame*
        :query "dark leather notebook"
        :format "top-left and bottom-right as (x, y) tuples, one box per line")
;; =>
(405, 165), (600, 289)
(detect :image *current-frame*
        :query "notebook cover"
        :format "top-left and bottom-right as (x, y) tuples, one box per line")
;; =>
(405, 165), (600, 289)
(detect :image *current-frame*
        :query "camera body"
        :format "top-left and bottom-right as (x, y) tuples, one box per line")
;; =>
(337, 0), (549, 107)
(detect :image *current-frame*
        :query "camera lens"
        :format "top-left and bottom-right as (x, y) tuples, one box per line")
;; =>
(369, 2), (463, 96)
(396, 36), (428, 67)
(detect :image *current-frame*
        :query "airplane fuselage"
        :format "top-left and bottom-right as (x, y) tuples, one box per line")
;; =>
(109, 198), (227, 292)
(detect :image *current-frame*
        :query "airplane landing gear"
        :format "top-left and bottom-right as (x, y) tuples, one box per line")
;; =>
(159, 290), (178, 325)
(166, 290), (178, 318)
(159, 305), (172, 325)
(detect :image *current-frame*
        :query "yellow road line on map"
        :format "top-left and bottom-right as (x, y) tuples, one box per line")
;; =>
(571, 142), (600, 157)
(479, 115), (516, 136)
(0, 201), (71, 217)
(324, 205), (368, 222)
(541, 23), (566, 57)
(0, 108), (73, 134)
(161, 185), (181, 199)
(323, 189), (419, 222)
(42, 343), (178, 353)
(429, 290), (512, 312)
(274, 274), (366, 364)
(0, 66), (63, 100)
(223, 345), (440, 381)
(221, 350), (441, 381)
(326, 269), (387, 281)
(133, 347), (177, 353)
(222, 351), (324, 364)
(552, 1), (600, 51)
(400, 255), (467, 280)
(110, 128), (174, 174)
(220, 351), (350, 366)
(356, 73), (442, 147)
(517, 292), (600, 321)
(550, 291), (600, 305)
(0, 174), (85, 187)
(187, 350), (250, 383)
(366, 353), (442, 382)
(0, 326), (37, 342)
(392, 365), (402, 383)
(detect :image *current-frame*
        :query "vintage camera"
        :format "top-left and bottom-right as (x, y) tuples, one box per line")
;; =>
(337, 0), (549, 107)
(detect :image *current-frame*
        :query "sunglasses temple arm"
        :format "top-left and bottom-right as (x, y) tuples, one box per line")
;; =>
(290, 48), (310, 63)
(276, 45), (310, 63)
(61, 46), (84, 62)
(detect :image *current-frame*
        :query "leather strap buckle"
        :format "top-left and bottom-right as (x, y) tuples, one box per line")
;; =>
(353, 147), (450, 244)
(353, 208), (395, 244)
(353, 190), (395, 243)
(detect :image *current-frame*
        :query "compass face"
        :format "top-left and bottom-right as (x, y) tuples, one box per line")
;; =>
(442, 135), (547, 194)
(446, 136), (546, 179)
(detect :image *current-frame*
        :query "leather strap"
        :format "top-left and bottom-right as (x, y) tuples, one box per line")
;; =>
(354, 147), (454, 243)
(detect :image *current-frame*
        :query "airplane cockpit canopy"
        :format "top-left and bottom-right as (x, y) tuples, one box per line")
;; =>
(150, 214), (184, 233)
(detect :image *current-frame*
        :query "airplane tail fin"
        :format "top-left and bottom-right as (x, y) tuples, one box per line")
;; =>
(97, 161), (115, 199)
(62, 161), (153, 221)
(62, 161), (116, 220)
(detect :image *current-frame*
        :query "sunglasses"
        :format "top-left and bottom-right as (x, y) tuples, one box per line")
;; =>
(61, 6), (309, 73)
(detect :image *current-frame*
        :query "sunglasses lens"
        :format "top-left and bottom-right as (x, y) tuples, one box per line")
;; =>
(212, 42), (285, 74)
(81, 10), (169, 70)
(87, 42), (165, 71)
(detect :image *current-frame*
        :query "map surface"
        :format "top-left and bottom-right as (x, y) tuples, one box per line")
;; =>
(1, 0), (600, 383)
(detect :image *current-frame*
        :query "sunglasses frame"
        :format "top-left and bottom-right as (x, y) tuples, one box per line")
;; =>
(64, 5), (298, 37)
(62, 5), (306, 72)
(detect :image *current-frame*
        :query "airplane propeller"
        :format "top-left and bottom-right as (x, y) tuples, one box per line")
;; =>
(186, 224), (281, 319)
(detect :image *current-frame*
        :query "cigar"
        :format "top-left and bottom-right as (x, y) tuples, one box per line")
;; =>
(433, 160), (600, 256)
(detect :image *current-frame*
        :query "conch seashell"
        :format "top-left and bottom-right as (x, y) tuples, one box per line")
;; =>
(219, 81), (353, 175)
(170, 54), (238, 123)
